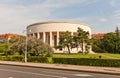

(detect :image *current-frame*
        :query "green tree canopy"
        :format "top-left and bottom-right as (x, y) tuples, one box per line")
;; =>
(59, 31), (72, 54)
(76, 27), (90, 53)
(9, 36), (26, 55)
(9, 36), (54, 57)
(58, 27), (90, 54)
(92, 32), (120, 54)
(100, 33), (120, 54)
(28, 38), (53, 57)
(0, 43), (10, 55)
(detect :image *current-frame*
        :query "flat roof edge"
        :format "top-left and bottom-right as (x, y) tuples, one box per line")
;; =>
(27, 21), (91, 28)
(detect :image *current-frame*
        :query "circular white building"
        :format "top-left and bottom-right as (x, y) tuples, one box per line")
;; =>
(27, 21), (92, 53)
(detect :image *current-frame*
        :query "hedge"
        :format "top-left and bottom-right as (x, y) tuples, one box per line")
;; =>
(0, 56), (24, 61)
(0, 56), (48, 63)
(28, 56), (48, 63)
(52, 58), (120, 67)
(0, 56), (120, 67)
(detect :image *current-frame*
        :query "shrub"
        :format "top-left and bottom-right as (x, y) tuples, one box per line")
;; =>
(92, 45), (107, 53)
(28, 56), (48, 63)
(0, 56), (24, 61)
(28, 39), (54, 57)
(0, 56), (48, 63)
(52, 58), (120, 67)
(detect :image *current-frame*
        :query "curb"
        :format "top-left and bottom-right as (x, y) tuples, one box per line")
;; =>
(0, 62), (120, 76)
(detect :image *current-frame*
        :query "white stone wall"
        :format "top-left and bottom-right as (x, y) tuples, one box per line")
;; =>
(27, 22), (91, 34)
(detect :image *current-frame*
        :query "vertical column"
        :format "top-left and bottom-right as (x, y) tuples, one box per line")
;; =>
(37, 32), (40, 39)
(71, 32), (73, 36)
(57, 32), (59, 46)
(32, 33), (35, 38)
(50, 32), (52, 46)
(43, 32), (46, 43)
(30, 34), (32, 38)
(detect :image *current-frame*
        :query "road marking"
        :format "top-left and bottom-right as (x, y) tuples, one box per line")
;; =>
(9, 77), (13, 78)
(62, 77), (67, 78)
(42, 71), (93, 77)
(0, 69), (66, 78)
(73, 74), (93, 77)
(42, 71), (69, 75)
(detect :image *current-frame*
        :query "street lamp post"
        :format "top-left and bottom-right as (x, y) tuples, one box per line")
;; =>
(25, 30), (28, 63)
(24, 29), (31, 63)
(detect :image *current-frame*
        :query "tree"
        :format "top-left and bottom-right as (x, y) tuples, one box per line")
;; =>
(9, 36), (54, 57)
(92, 37), (107, 53)
(27, 38), (53, 57)
(9, 36), (26, 55)
(58, 28), (90, 54)
(76, 27), (89, 54)
(72, 35), (79, 51)
(59, 31), (72, 54)
(0, 43), (10, 56)
(93, 32), (120, 54)
(115, 26), (120, 37)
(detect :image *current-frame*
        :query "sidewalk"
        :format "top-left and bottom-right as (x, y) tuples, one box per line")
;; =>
(0, 61), (120, 75)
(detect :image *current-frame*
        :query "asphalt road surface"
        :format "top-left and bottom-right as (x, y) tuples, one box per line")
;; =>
(0, 65), (119, 78)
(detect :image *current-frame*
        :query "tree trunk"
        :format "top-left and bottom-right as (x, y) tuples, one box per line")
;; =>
(82, 39), (84, 54)
(67, 45), (71, 54)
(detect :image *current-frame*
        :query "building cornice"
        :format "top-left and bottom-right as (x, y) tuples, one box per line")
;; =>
(27, 21), (91, 28)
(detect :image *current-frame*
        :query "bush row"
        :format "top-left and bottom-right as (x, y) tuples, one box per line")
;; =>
(0, 56), (24, 61)
(0, 56), (120, 67)
(28, 56), (48, 63)
(52, 58), (120, 67)
(0, 56), (48, 63)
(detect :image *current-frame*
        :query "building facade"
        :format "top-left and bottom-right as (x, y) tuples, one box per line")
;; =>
(27, 21), (92, 53)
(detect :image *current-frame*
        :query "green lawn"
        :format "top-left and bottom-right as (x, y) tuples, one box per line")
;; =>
(53, 53), (120, 59)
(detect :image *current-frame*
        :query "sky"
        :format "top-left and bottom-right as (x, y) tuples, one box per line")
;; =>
(0, 0), (120, 34)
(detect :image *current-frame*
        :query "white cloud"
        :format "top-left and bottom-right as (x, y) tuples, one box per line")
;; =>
(109, 0), (120, 7)
(99, 18), (108, 23)
(41, 0), (97, 8)
(109, 0), (117, 7)
(114, 10), (120, 19)
(0, 2), (53, 34)
(0, 0), (98, 34)
(0, 0), (107, 34)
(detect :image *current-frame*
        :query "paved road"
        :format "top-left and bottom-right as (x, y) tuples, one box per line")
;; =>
(0, 65), (119, 78)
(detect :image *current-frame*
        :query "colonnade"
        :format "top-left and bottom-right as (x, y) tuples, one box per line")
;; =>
(28, 32), (75, 47)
